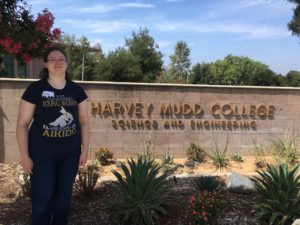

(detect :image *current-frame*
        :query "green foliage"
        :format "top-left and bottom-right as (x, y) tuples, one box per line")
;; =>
(187, 190), (224, 225)
(190, 55), (283, 86)
(74, 160), (100, 196)
(286, 70), (300, 87)
(192, 176), (220, 192)
(61, 35), (103, 81)
(269, 129), (299, 166)
(251, 139), (267, 169)
(160, 152), (183, 176)
(95, 148), (113, 166)
(287, 0), (300, 37)
(232, 153), (244, 163)
(110, 157), (170, 225)
(169, 41), (191, 82)
(253, 163), (300, 225)
(19, 173), (31, 198)
(95, 47), (143, 82)
(187, 142), (206, 163)
(206, 138), (230, 170)
(125, 27), (163, 82)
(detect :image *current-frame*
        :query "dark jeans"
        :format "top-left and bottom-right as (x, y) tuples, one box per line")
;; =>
(30, 153), (79, 225)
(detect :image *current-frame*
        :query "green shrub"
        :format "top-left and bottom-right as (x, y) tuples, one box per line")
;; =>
(75, 160), (100, 196)
(206, 138), (230, 170)
(110, 157), (170, 225)
(160, 152), (183, 176)
(187, 142), (206, 163)
(192, 176), (220, 192)
(187, 190), (224, 225)
(253, 163), (300, 225)
(95, 148), (113, 165)
(269, 129), (299, 166)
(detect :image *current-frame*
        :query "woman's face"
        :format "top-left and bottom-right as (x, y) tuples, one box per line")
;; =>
(45, 50), (68, 77)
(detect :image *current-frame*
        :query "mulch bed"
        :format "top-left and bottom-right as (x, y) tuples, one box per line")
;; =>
(0, 163), (260, 225)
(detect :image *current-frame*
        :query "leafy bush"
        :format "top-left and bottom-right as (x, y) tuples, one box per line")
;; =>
(253, 163), (300, 225)
(269, 129), (299, 166)
(192, 176), (220, 192)
(95, 148), (113, 165)
(110, 157), (170, 225)
(206, 138), (230, 170)
(187, 190), (224, 225)
(187, 142), (206, 163)
(160, 152), (183, 176)
(75, 160), (100, 196)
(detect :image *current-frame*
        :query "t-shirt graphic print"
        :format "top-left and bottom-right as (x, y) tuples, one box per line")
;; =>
(21, 79), (88, 157)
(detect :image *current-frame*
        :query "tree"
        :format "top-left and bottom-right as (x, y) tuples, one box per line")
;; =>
(169, 41), (191, 82)
(125, 27), (163, 82)
(189, 55), (283, 86)
(61, 34), (103, 81)
(286, 70), (300, 86)
(287, 0), (300, 36)
(0, 0), (61, 62)
(95, 48), (143, 82)
(190, 62), (214, 84)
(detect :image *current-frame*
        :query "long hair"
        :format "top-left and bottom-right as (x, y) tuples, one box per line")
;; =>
(39, 46), (71, 80)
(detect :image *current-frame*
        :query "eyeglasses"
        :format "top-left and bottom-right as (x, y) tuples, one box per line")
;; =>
(47, 58), (67, 63)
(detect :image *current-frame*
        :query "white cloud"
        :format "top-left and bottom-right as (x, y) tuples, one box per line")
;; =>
(118, 3), (155, 8)
(60, 19), (141, 33)
(163, 0), (185, 3)
(154, 20), (290, 39)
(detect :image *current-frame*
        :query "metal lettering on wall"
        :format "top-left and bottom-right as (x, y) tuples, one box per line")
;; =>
(89, 101), (275, 130)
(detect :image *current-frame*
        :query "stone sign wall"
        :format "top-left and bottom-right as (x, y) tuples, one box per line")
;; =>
(1, 78), (300, 162)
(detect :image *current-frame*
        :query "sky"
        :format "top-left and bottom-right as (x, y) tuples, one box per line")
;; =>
(27, 0), (300, 75)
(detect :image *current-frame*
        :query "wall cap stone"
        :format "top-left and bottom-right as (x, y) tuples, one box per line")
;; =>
(1, 78), (300, 91)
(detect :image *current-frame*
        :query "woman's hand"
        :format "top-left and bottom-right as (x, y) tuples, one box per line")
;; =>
(79, 150), (88, 166)
(21, 155), (33, 174)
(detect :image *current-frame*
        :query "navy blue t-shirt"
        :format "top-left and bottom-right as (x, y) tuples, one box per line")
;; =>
(21, 79), (88, 157)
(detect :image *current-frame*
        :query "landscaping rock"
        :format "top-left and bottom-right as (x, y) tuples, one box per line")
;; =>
(292, 219), (300, 225)
(226, 172), (256, 194)
(184, 160), (195, 168)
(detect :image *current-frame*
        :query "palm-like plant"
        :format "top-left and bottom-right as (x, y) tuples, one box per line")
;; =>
(192, 175), (220, 192)
(253, 163), (300, 225)
(110, 157), (170, 225)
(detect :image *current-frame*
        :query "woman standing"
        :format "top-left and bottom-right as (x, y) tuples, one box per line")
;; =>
(16, 47), (89, 225)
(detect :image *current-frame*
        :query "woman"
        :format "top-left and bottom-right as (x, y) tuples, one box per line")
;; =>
(16, 47), (89, 225)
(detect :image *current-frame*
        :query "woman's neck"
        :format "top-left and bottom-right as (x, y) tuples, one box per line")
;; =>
(47, 76), (66, 89)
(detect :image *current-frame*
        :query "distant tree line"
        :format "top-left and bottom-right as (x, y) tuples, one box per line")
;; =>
(60, 28), (300, 87)
(1, 0), (300, 86)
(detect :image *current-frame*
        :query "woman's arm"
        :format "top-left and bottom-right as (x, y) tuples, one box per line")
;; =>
(16, 100), (35, 174)
(78, 99), (90, 166)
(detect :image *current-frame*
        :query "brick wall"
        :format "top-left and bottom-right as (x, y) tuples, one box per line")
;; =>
(1, 78), (300, 162)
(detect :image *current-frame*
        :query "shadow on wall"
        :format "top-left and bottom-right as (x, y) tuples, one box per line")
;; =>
(0, 106), (7, 162)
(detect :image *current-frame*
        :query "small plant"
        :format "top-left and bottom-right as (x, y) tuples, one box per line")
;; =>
(75, 160), (100, 196)
(232, 153), (244, 163)
(251, 139), (267, 169)
(110, 157), (170, 225)
(187, 190), (224, 225)
(160, 152), (183, 176)
(253, 163), (300, 225)
(269, 129), (299, 166)
(187, 142), (206, 163)
(95, 148), (113, 165)
(206, 137), (230, 170)
(192, 176), (220, 192)
(161, 151), (174, 165)
(19, 173), (31, 198)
